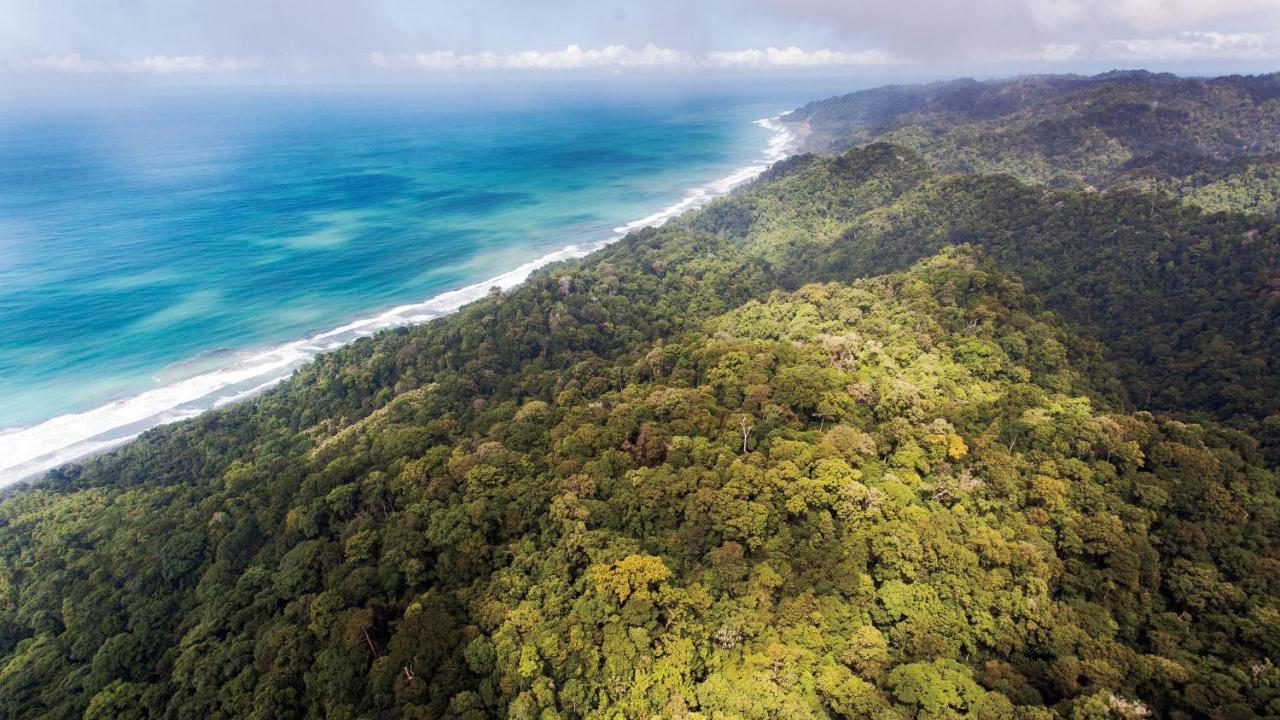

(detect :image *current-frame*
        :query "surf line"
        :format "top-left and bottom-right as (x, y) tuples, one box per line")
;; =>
(0, 115), (799, 486)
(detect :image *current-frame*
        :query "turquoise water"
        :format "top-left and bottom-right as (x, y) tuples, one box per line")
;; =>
(0, 86), (800, 482)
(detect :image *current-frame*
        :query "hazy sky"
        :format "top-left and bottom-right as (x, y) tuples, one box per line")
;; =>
(0, 0), (1277, 83)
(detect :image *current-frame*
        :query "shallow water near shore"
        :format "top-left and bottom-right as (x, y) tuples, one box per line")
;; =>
(0, 87), (806, 484)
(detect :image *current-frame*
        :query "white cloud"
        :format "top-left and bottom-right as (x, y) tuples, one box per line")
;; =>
(504, 44), (693, 69)
(370, 51), (500, 71)
(751, 0), (1280, 62)
(371, 44), (894, 72)
(1101, 31), (1280, 61)
(11, 30), (1276, 79)
(9, 53), (255, 74)
(1027, 30), (1280, 62)
(11, 45), (898, 75)
(705, 46), (895, 68)
(370, 44), (696, 72)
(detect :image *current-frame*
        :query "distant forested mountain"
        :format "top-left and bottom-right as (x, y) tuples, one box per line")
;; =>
(787, 70), (1280, 215)
(1, 72), (1278, 720)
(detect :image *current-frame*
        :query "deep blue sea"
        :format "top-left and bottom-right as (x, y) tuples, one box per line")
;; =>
(0, 85), (807, 482)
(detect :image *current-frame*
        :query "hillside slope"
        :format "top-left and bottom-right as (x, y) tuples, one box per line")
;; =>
(703, 148), (1280, 453)
(1, 141), (1278, 718)
(2, 75), (1280, 719)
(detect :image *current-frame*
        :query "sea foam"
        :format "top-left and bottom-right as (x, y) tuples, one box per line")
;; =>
(0, 116), (798, 487)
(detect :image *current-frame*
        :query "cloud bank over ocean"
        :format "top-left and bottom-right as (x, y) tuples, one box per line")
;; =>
(10, 35), (1280, 79)
(367, 45), (896, 72)
(2, 0), (1278, 81)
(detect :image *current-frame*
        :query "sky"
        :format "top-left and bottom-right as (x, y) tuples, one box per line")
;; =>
(0, 0), (1277, 85)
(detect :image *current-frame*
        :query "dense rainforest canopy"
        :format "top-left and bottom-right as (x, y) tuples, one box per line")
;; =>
(1, 71), (1279, 719)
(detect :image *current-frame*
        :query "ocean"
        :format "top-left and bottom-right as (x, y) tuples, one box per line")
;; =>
(0, 85), (806, 484)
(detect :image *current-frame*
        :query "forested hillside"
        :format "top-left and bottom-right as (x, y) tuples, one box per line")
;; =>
(787, 71), (1280, 215)
(2, 73), (1279, 719)
(691, 146), (1280, 459)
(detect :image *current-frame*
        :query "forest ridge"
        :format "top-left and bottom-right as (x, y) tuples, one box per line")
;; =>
(787, 70), (1280, 215)
(1, 71), (1279, 719)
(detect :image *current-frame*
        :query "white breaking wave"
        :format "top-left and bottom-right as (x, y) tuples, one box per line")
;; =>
(0, 115), (799, 487)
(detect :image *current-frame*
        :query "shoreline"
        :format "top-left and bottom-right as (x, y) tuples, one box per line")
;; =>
(0, 114), (801, 487)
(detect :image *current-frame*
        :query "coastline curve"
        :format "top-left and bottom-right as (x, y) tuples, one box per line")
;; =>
(0, 115), (799, 487)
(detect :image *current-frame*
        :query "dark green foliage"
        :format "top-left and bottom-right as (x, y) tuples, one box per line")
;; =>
(806, 173), (1280, 453)
(2, 71), (1279, 719)
(789, 70), (1280, 214)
